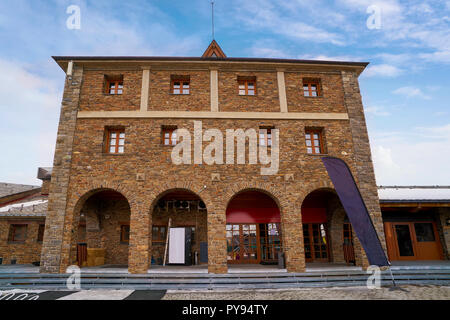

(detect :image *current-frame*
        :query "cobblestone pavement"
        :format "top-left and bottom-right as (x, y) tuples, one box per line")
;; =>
(163, 285), (450, 300)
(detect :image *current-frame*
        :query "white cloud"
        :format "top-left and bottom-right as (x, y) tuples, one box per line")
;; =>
(371, 124), (450, 185)
(363, 64), (403, 77)
(365, 106), (391, 116)
(392, 86), (431, 100)
(0, 59), (60, 185)
(231, 0), (345, 45)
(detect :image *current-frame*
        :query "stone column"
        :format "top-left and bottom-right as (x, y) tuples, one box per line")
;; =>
(207, 205), (227, 273)
(210, 68), (219, 112)
(128, 202), (150, 274)
(277, 70), (288, 113)
(40, 64), (83, 273)
(283, 203), (306, 272)
(140, 67), (150, 112)
(438, 208), (450, 259)
(341, 70), (387, 268)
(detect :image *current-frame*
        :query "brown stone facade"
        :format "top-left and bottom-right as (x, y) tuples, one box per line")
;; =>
(0, 220), (44, 264)
(39, 54), (386, 274)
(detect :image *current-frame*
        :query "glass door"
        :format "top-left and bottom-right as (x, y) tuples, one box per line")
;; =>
(303, 223), (329, 262)
(226, 224), (260, 264)
(393, 223), (415, 259)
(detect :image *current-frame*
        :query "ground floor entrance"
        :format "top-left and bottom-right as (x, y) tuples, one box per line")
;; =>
(226, 223), (282, 264)
(384, 221), (443, 261)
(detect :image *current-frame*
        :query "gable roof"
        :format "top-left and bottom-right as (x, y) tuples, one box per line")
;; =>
(0, 183), (40, 199)
(201, 40), (227, 58)
(378, 186), (450, 203)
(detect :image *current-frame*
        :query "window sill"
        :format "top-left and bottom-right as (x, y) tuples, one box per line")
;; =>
(103, 152), (127, 156)
(170, 93), (191, 96)
(306, 153), (328, 157)
(8, 241), (25, 244)
(120, 241), (129, 245)
(303, 96), (323, 98)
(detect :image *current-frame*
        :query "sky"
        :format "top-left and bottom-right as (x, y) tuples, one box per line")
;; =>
(0, 0), (449, 186)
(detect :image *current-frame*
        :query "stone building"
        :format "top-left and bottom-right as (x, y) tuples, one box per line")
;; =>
(0, 168), (50, 265)
(37, 40), (388, 274)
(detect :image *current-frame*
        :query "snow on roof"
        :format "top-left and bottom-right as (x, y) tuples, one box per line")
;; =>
(378, 186), (450, 202)
(0, 199), (48, 216)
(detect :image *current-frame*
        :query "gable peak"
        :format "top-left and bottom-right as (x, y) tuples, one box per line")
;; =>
(202, 40), (226, 58)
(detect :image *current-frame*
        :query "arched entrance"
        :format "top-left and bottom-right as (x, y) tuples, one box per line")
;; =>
(150, 189), (207, 266)
(301, 188), (357, 265)
(72, 189), (131, 267)
(226, 190), (282, 264)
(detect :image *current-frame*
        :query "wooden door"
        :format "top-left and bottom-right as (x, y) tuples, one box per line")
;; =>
(384, 221), (443, 261)
(226, 224), (260, 264)
(303, 223), (329, 262)
(343, 223), (356, 265)
(412, 222), (443, 260)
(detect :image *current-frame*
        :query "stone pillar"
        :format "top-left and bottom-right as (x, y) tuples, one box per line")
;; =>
(128, 202), (150, 274)
(283, 203), (306, 273)
(40, 64), (83, 273)
(438, 208), (450, 259)
(277, 70), (288, 113)
(207, 205), (227, 273)
(329, 207), (346, 264)
(210, 68), (219, 112)
(341, 70), (386, 269)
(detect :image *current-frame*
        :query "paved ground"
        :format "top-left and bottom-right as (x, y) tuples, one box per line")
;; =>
(163, 285), (450, 300)
(1, 285), (449, 300)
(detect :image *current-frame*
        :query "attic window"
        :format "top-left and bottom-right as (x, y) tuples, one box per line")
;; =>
(303, 78), (321, 97)
(238, 76), (256, 96)
(171, 75), (190, 95)
(105, 75), (124, 95)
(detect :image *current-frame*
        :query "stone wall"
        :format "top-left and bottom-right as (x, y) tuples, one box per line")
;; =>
(285, 72), (346, 113)
(39, 65), (83, 273)
(149, 70), (210, 112)
(79, 70), (141, 111)
(0, 220), (44, 264)
(218, 71), (280, 112)
(438, 208), (450, 259)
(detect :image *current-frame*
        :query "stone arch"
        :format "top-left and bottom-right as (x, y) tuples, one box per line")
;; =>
(294, 180), (335, 213)
(223, 181), (288, 213)
(61, 184), (133, 270)
(144, 181), (215, 215)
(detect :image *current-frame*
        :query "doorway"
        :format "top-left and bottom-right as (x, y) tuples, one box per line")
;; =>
(226, 224), (259, 264)
(303, 223), (330, 262)
(385, 221), (443, 261)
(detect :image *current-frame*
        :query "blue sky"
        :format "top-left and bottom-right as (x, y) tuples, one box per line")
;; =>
(0, 0), (449, 186)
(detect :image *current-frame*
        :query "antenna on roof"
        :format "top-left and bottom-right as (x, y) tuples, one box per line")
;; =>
(211, 0), (215, 40)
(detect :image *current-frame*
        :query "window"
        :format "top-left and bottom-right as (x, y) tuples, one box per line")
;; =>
(8, 224), (27, 242)
(238, 77), (256, 95)
(414, 223), (435, 242)
(171, 76), (190, 95)
(105, 75), (124, 95)
(120, 224), (130, 243)
(303, 79), (321, 97)
(37, 224), (45, 242)
(162, 127), (177, 146)
(106, 128), (125, 154)
(305, 129), (324, 154)
(152, 225), (167, 242)
(259, 127), (274, 147)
